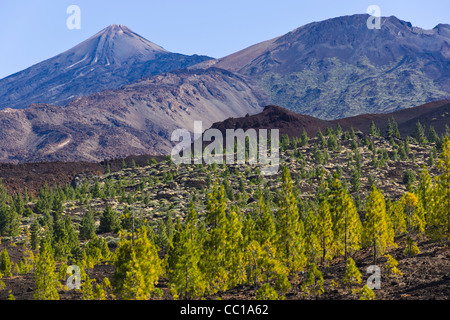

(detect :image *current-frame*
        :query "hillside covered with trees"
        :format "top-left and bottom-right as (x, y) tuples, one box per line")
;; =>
(0, 120), (449, 300)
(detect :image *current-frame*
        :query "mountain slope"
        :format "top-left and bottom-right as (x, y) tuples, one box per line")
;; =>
(200, 14), (450, 119)
(0, 24), (213, 109)
(0, 68), (266, 163)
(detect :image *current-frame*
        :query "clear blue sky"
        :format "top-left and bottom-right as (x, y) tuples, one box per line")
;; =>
(1, 0), (449, 79)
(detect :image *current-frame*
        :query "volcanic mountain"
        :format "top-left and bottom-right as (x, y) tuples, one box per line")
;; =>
(209, 100), (450, 138)
(0, 24), (213, 109)
(0, 68), (266, 163)
(197, 14), (450, 119)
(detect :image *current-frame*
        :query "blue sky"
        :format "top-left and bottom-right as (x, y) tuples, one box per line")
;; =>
(1, 0), (449, 79)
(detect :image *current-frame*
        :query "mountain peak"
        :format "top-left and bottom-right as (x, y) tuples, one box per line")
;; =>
(0, 24), (213, 109)
(80, 24), (168, 65)
(101, 24), (137, 35)
(213, 13), (450, 119)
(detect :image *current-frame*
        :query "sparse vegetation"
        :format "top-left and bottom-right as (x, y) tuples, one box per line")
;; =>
(0, 130), (449, 300)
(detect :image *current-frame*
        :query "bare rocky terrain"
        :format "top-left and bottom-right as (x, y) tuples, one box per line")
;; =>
(0, 68), (266, 163)
(197, 15), (450, 119)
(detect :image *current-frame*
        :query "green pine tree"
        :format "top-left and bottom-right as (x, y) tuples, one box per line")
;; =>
(80, 209), (96, 240)
(33, 238), (60, 300)
(99, 205), (121, 234)
(329, 180), (362, 262)
(362, 186), (394, 265)
(342, 257), (362, 286)
(113, 227), (163, 299)
(431, 137), (450, 241)
(316, 200), (334, 264)
(300, 263), (324, 298)
(0, 248), (12, 277)
(275, 166), (307, 275)
(167, 203), (207, 299)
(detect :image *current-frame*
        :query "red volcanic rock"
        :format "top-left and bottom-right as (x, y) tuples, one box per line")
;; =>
(209, 100), (450, 139)
(0, 68), (265, 164)
(210, 105), (330, 138)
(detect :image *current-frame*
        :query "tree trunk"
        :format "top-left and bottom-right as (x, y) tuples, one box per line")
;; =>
(373, 238), (377, 265)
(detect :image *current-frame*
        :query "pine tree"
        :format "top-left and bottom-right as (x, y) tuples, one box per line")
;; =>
(104, 178), (116, 198)
(99, 205), (121, 234)
(359, 285), (376, 300)
(80, 209), (96, 240)
(384, 254), (403, 280)
(300, 263), (324, 298)
(205, 182), (227, 229)
(414, 121), (428, 146)
(330, 181), (362, 262)
(0, 248), (12, 277)
(255, 195), (276, 245)
(401, 192), (425, 255)
(35, 183), (52, 216)
(327, 134), (339, 151)
(201, 183), (229, 294)
(316, 200), (334, 264)
(51, 205), (78, 261)
(224, 209), (247, 287)
(30, 217), (41, 250)
(51, 195), (65, 240)
(342, 257), (362, 286)
(113, 227), (163, 299)
(0, 179), (21, 237)
(317, 129), (326, 149)
(275, 166), (306, 275)
(105, 163), (111, 174)
(335, 124), (343, 137)
(403, 169), (416, 190)
(244, 240), (290, 294)
(362, 186), (394, 265)
(0, 204), (21, 237)
(303, 209), (320, 265)
(165, 210), (175, 244)
(387, 199), (407, 237)
(33, 238), (60, 300)
(432, 137), (450, 241)
(301, 129), (309, 146)
(350, 168), (361, 193)
(64, 216), (80, 260)
(91, 179), (102, 198)
(428, 125), (440, 144)
(255, 283), (279, 300)
(167, 203), (206, 299)
(13, 193), (25, 216)
(369, 121), (379, 136)
(81, 274), (96, 300)
(94, 277), (113, 300)
(155, 219), (169, 250)
(417, 166), (434, 224)
(19, 229), (35, 274)
(242, 212), (256, 245)
(386, 116), (400, 138)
